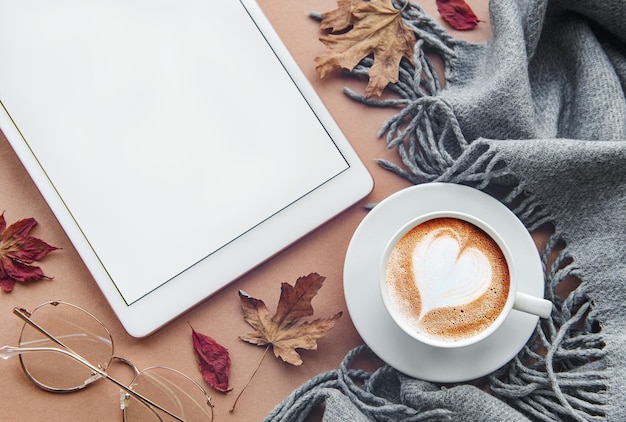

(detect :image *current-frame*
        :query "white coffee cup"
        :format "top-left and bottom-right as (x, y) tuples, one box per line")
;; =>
(380, 211), (552, 348)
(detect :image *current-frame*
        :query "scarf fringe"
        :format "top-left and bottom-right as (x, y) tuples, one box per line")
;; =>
(490, 229), (608, 421)
(264, 346), (454, 422)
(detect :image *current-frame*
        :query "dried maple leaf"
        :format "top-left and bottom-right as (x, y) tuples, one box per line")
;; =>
(238, 272), (342, 366)
(315, 0), (416, 98)
(436, 0), (480, 30)
(318, 0), (355, 32)
(190, 324), (232, 393)
(0, 213), (58, 292)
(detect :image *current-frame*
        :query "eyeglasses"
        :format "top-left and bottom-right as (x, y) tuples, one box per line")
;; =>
(0, 300), (213, 421)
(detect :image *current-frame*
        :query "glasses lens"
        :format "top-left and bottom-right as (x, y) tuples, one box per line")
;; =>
(18, 301), (114, 392)
(124, 367), (213, 422)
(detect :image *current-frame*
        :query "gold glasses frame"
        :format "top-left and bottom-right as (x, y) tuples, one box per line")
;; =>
(0, 300), (214, 421)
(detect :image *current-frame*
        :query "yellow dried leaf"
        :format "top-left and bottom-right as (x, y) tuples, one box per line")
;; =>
(238, 273), (342, 366)
(315, 0), (415, 97)
(319, 0), (355, 32)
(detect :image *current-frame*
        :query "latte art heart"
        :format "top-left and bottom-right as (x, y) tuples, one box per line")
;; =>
(412, 229), (491, 320)
(384, 217), (510, 342)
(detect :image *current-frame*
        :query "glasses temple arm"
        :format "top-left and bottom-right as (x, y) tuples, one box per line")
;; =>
(13, 307), (70, 350)
(10, 309), (186, 422)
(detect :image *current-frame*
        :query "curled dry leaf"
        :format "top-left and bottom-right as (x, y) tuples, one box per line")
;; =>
(230, 273), (342, 412)
(239, 272), (342, 366)
(436, 0), (480, 30)
(190, 325), (232, 393)
(315, 0), (416, 98)
(318, 0), (356, 32)
(0, 213), (59, 292)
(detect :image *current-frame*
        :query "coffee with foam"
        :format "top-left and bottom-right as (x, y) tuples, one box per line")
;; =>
(385, 217), (510, 342)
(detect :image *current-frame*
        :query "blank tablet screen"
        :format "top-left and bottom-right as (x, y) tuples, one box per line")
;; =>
(0, 0), (351, 304)
(1, 0), (373, 336)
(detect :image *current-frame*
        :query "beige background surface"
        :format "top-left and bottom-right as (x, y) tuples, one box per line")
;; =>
(0, 1), (492, 420)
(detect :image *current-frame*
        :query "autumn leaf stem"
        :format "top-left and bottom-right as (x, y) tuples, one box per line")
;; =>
(229, 344), (271, 413)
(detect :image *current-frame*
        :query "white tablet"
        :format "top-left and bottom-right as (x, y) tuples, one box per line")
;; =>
(0, 0), (372, 337)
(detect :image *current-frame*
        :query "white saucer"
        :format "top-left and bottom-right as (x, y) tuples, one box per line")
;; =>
(344, 183), (544, 383)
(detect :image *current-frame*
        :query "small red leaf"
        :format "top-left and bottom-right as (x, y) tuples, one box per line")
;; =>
(436, 0), (480, 30)
(190, 325), (232, 393)
(0, 213), (59, 292)
(1, 256), (46, 282)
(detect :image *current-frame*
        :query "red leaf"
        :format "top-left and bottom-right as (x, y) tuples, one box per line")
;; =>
(190, 325), (232, 393)
(436, 0), (480, 30)
(0, 213), (59, 292)
(1, 256), (46, 282)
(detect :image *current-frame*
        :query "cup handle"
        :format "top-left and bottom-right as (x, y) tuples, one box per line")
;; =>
(513, 292), (552, 318)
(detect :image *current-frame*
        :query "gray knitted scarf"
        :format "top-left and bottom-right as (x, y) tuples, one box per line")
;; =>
(266, 0), (626, 420)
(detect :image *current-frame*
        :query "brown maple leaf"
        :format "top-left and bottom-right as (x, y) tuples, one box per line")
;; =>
(315, 0), (416, 98)
(318, 0), (356, 33)
(0, 213), (59, 292)
(238, 273), (342, 366)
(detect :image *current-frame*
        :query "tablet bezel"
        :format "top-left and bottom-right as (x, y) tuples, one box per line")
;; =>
(0, 0), (372, 337)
